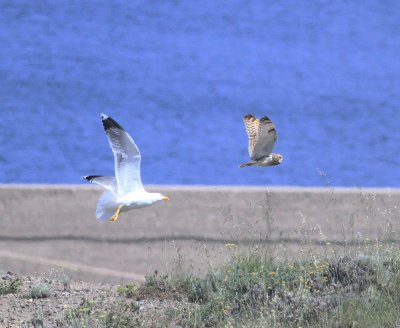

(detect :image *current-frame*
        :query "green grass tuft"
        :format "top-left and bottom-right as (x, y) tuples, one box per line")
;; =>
(56, 297), (141, 327)
(29, 283), (52, 299)
(0, 277), (22, 295)
(117, 283), (136, 298)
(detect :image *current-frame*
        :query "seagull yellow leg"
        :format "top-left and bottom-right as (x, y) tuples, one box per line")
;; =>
(109, 205), (122, 222)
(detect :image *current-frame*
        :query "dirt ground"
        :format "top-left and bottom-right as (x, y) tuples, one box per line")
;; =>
(0, 270), (180, 328)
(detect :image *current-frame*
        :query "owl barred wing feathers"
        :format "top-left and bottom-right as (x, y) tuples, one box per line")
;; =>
(243, 114), (260, 159)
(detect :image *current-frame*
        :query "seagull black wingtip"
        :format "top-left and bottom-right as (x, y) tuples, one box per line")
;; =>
(101, 114), (125, 132)
(82, 175), (102, 182)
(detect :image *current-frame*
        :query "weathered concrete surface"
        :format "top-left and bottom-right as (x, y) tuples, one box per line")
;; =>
(0, 185), (399, 283)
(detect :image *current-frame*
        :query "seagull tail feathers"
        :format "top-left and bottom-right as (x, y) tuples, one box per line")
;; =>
(96, 189), (119, 221)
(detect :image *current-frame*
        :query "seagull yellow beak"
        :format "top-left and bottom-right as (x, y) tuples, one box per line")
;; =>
(163, 196), (169, 200)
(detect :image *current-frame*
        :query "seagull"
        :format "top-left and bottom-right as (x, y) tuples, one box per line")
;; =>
(239, 114), (283, 168)
(83, 114), (169, 222)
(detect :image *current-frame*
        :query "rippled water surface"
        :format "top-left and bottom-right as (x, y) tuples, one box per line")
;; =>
(1, 1), (399, 187)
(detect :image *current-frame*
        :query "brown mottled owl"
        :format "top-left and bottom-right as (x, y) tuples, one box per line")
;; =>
(239, 114), (283, 168)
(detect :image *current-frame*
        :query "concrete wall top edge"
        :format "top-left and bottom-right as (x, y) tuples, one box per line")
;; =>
(0, 184), (399, 194)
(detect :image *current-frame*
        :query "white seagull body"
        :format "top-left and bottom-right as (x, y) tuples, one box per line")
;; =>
(83, 114), (168, 222)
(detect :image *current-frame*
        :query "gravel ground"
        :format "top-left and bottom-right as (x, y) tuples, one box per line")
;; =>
(0, 271), (183, 327)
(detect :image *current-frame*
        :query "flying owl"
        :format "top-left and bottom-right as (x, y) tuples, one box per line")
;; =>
(239, 114), (283, 168)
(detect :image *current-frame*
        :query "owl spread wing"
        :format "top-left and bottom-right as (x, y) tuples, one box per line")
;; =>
(243, 114), (260, 159)
(251, 116), (278, 160)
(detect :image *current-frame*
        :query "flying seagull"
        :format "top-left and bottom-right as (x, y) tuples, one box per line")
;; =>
(239, 114), (283, 168)
(83, 114), (169, 222)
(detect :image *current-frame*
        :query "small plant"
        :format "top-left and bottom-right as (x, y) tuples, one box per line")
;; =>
(117, 283), (136, 298)
(62, 272), (73, 292)
(136, 272), (195, 302)
(0, 277), (22, 295)
(57, 297), (142, 327)
(29, 283), (52, 299)
(31, 317), (44, 328)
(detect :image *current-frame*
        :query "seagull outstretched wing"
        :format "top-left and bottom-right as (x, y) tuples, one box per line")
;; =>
(82, 175), (118, 193)
(101, 114), (144, 195)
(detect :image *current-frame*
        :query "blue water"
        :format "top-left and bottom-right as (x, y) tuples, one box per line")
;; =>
(0, 1), (399, 187)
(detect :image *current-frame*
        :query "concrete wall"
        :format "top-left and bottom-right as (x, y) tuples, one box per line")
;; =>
(0, 185), (399, 283)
